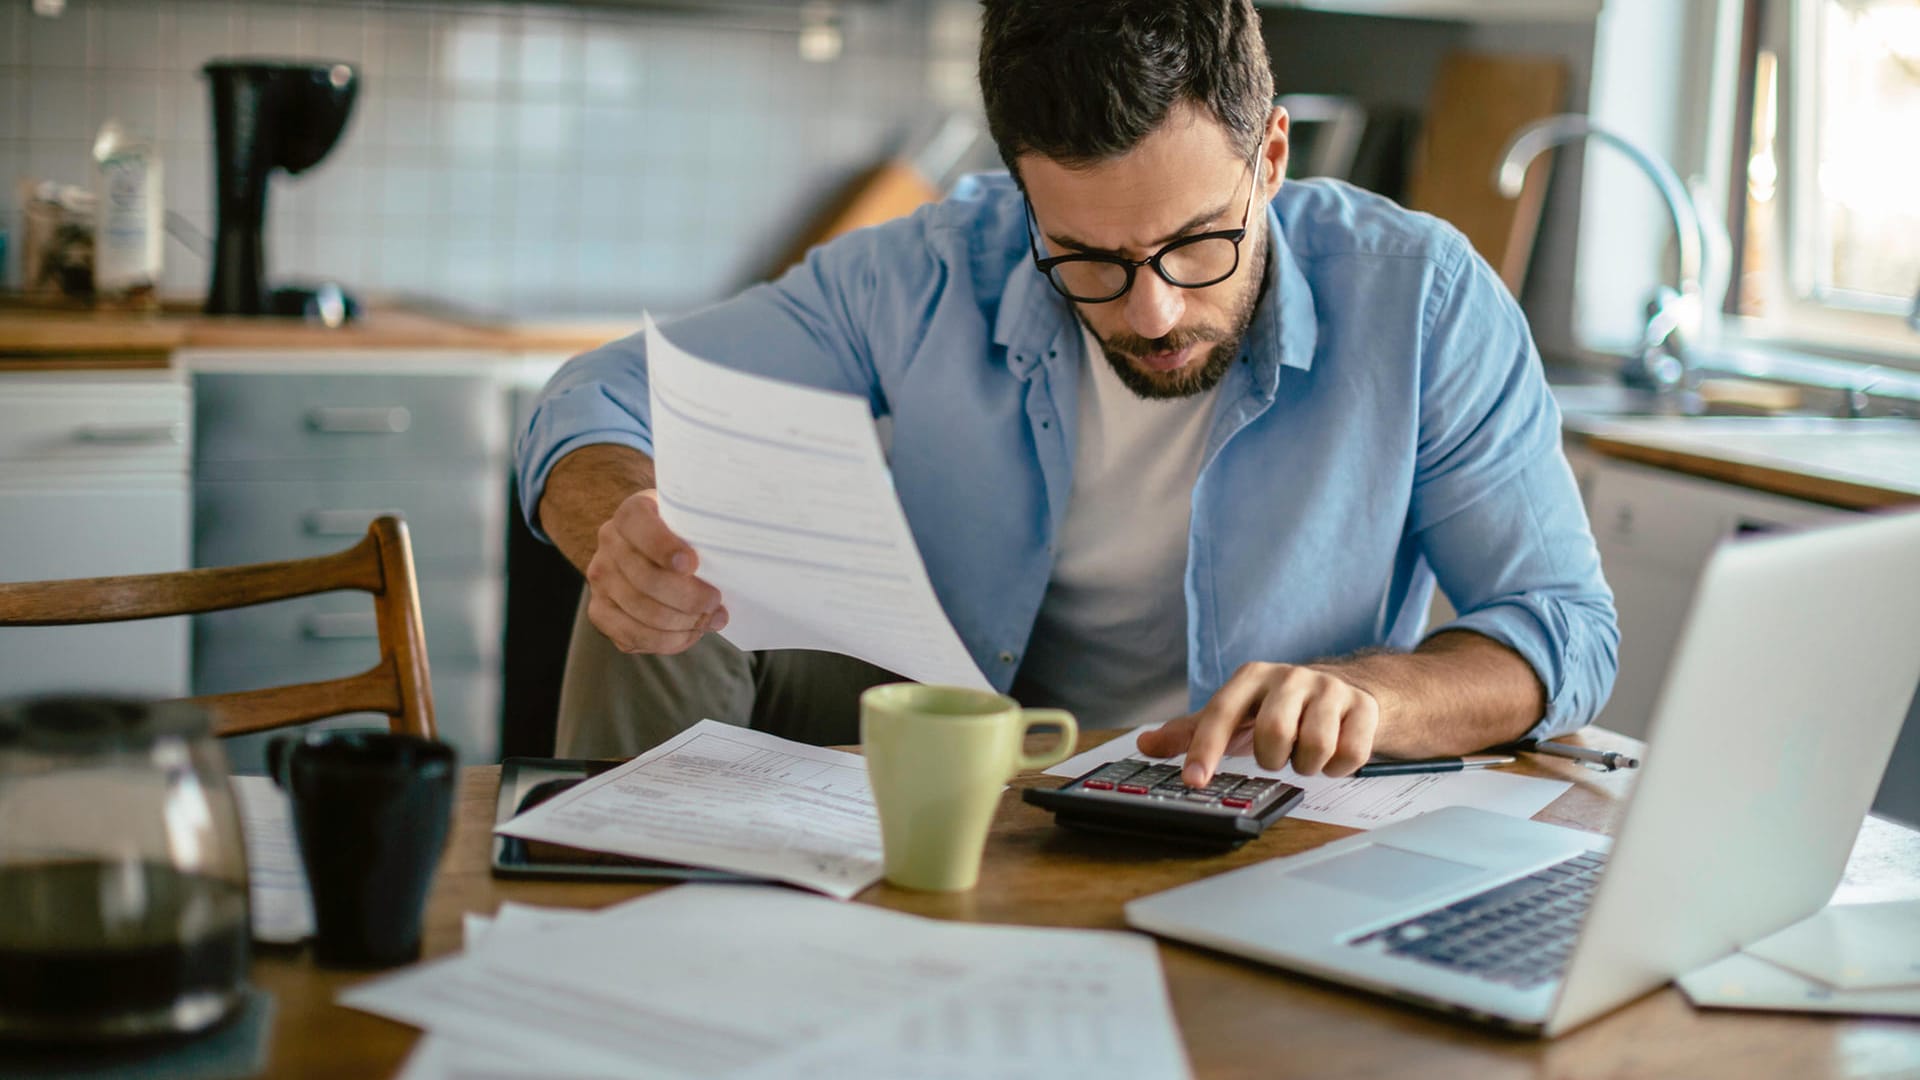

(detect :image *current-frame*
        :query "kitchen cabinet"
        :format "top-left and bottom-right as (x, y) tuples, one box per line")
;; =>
(187, 358), (515, 771)
(0, 373), (193, 698)
(1581, 453), (1854, 740)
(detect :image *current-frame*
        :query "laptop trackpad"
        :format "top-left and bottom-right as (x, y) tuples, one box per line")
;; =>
(1294, 843), (1487, 901)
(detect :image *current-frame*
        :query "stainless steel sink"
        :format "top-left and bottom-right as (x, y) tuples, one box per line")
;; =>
(1550, 383), (1697, 419)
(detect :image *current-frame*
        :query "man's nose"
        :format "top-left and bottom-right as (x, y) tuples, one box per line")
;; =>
(1124, 271), (1184, 341)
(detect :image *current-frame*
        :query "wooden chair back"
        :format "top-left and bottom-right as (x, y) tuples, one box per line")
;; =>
(0, 515), (435, 739)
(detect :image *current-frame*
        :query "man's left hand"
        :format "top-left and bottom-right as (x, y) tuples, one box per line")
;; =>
(1136, 662), (1381, 786)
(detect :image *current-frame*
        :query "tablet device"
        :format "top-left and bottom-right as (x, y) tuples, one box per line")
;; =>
(490, 757), (765, 883)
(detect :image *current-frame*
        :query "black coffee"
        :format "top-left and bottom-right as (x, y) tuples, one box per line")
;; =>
(0, 861), (248, 1035)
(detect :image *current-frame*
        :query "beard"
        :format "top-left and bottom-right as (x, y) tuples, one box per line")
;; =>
(1080, 223), (1269, 401)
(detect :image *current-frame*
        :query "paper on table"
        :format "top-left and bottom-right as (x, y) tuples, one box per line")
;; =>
(1677, 950), (1920, 1019)
(494, 720), (883, 899)
(753, 921), (1192, 1080)
(351, 886), (1001, 1077)
(230, 775), (314, 944)
(363, 886), (1188, 1080)
(645, 316), (990, 691)
(1740, 899), (1920, 990)
(1044, 728), (1571, 831)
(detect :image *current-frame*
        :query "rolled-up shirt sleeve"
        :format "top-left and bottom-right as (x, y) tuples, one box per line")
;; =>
(1410, 238), (1620, 738)
(514, 221), (903, 543)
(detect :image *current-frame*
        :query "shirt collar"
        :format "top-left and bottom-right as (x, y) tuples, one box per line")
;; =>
(995, 201), (1318, 387)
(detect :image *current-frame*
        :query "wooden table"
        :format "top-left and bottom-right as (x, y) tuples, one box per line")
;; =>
(253, 729), (1920, 1078)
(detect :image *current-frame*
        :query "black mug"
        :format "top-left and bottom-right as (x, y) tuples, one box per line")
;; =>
(266, 731), (456, 968)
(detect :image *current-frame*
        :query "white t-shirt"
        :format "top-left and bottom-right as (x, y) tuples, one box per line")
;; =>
(1014, 328), (1218, 729)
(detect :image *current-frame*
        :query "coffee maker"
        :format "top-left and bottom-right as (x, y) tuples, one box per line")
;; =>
(203, 60), (359, 321)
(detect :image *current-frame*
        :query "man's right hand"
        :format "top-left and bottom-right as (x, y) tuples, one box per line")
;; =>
(583, 489), (728, 655)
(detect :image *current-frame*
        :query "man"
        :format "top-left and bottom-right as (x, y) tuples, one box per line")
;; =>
(518, 0), (1618, 787)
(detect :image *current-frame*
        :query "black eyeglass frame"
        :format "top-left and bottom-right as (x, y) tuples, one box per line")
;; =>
(1024, 148), (1265, 305)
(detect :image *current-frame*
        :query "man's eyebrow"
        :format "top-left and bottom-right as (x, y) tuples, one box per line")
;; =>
(1045, 201), (1233, 257)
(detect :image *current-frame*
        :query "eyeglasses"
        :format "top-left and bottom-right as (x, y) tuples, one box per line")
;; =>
(1025, 149), (1263, 304)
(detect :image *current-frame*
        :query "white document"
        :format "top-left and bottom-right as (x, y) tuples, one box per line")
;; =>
(756, 921), (1191, 1080)
(230, 775), (314, 944)
(358, 886), (1189, 1080)
(1045, 728), (1571, 831)
(645, 317), (990, 691)
(1677, 950), (1920, 1019)
(494, 720), (884, 899)
(1741, 900), (1920, 991)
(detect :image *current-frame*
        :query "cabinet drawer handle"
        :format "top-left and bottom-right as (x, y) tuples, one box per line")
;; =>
(71, 423), (185, 446)
(303, 509), (401, 537)
(306, 406), (412, 434)
(302, 613), (378, 640)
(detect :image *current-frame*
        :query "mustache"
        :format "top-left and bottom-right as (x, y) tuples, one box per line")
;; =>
(1100, 325), (1227, 359)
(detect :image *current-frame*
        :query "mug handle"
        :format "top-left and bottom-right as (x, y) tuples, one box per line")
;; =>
(265, 734), (302, 793)
(1012, 709), (1078, 772)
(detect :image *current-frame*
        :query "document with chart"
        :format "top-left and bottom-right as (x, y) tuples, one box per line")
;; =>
(495, 720), (885, 898)
(644, 316), (991, 691)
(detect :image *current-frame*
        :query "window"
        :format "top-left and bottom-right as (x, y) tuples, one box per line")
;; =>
(1738, 0), (1920, 360)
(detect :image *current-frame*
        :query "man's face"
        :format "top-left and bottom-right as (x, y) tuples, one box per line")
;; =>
(1020, 103), (1287, 400)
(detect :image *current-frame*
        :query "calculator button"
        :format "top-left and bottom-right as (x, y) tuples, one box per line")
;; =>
(1132, 765), (1181, 785)
(1089, 762), (1146, 783)
(1081, 780), (1114, 791)
(1116, 783), (1150, 795)
(1182, 791), (1222, 805)
(1221, 796), (1253, 809)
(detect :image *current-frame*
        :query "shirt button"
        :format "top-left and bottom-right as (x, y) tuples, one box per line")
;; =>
(997, 650), (1016, 665)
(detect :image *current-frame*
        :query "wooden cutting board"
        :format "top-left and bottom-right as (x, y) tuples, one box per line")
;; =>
(1406, 51), (1568, 295)
(767, 160), (942, 279)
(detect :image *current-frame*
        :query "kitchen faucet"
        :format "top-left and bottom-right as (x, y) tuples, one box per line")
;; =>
(1496, 114), (1722, 395)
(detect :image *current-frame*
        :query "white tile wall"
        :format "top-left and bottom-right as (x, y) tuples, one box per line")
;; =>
(4, 0), (983, 316)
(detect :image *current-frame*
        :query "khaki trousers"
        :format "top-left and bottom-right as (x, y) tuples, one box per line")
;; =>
(552, 595), (903, 759)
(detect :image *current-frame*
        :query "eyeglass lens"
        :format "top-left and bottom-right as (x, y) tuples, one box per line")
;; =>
(1046, 235), (1240, 302)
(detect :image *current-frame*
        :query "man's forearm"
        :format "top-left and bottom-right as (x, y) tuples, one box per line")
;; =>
(536, 444), (657, 576)
(1316, 630), (1546, 758)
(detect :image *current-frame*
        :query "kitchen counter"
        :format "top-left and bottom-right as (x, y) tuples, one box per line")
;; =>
(1565, 416), (1920, 511)
(0, 298), (635, 364)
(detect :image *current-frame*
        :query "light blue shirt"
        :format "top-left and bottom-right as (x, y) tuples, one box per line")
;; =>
(518, 175), (1618, 739)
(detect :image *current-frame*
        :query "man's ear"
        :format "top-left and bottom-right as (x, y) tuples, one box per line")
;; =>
(1262, 106), (1291, 197)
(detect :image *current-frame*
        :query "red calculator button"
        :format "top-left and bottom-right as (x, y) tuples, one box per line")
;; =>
(1082, 780), (1114, 791)
(1221, 796), (1253, 809)
(1116, 784), (1150, 795)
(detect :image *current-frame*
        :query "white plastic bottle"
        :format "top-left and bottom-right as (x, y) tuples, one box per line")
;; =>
(91, 120), (164, 302)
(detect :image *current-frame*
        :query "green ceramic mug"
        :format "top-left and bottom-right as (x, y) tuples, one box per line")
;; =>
(860, 683), (1078, 892)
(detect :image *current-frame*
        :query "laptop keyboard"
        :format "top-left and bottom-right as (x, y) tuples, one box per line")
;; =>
(1352, 850), (1609, 990)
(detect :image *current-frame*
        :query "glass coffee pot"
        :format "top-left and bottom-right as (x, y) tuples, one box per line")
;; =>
(0, 697), (251, 1040)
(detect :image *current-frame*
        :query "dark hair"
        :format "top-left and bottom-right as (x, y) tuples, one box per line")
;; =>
(978, 0), (1274, 172)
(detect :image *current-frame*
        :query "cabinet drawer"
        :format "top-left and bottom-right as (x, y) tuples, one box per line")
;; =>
(193, 372), (505, 469)
(0, 376), (189, 471)
(193, 578), (501, 677)
(194, 476), (503, 572)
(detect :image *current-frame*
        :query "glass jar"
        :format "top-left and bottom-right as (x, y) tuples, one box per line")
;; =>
(0, 697), (250, 1041)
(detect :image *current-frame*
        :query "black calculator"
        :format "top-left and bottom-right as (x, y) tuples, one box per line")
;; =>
(1022, 758), (1306, 849)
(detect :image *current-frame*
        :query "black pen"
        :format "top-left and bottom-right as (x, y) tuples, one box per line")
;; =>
(1351, 754), (1516, 778)
(1509, 739), (1640, 771)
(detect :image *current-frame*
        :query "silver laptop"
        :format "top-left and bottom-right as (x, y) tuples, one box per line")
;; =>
(1125, 509), (1920, 1036)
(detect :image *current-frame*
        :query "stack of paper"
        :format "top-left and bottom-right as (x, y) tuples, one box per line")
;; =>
(230, 774), (315, 943)
(495, 720), (886, 898)
(1678, 899), (1920, 1018)
(1045, 728), (1572, 831)
(343, 885), (1191, 1079)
